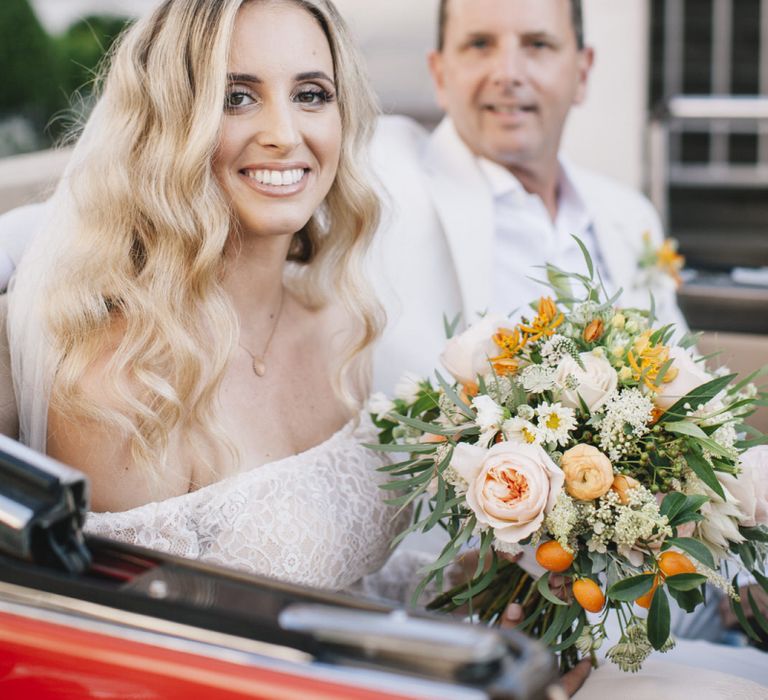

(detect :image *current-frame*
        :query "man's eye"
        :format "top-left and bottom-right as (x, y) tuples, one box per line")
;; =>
(468, 37), (491, 50)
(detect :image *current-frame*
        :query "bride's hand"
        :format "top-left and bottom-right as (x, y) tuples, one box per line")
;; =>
(451, 551), (589, 697)
(545, 659), (592, 699)
(496, 572), (587, 700)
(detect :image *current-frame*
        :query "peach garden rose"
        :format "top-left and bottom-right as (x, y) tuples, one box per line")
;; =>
(450, 441), (564, 543)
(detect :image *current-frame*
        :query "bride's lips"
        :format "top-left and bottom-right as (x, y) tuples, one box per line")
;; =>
(238, 162), (311, 198)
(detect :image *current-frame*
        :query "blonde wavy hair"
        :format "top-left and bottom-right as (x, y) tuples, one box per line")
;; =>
(40, 0), (383, 476)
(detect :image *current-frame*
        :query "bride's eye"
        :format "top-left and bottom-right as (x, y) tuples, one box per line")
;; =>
(294, 85), (335, 108)
(225, 87), (257, 111)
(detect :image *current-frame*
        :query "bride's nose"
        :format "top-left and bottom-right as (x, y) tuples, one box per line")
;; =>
(255, 99), (301, 153)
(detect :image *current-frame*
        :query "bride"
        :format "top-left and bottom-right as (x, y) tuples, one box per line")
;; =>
(7, 0), (401, 590)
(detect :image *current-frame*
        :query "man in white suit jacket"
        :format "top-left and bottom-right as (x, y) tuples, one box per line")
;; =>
(370, 0), (687, 395)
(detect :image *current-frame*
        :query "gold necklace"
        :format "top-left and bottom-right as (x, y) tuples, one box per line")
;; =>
(238, 290), (285, 377)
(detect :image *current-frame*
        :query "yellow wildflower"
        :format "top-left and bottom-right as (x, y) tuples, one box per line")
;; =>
(626, 331), (678, 392)
(518, 297), (564, 343)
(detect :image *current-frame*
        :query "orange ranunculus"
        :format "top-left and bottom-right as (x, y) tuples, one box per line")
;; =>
(561, 444), (614, 501)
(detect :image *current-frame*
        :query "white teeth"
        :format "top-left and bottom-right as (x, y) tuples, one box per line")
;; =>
(246, 168), (305, 186)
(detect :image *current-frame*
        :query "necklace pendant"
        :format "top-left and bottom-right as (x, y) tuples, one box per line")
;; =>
(252, 358), (267, 377)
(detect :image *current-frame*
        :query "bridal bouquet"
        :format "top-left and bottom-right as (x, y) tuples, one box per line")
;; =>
(369, 243), (768, 672)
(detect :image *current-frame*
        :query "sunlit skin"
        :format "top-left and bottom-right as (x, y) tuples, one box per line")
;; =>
(428, 0), (593, 218)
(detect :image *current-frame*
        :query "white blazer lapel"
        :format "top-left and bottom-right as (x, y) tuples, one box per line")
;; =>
(423, 118), (495, 323)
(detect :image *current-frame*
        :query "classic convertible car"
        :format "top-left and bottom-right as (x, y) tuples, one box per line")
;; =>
(0, 435), (557, 699)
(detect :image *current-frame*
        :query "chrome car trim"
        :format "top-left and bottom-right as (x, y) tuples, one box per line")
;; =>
(0, 581), (487, 700)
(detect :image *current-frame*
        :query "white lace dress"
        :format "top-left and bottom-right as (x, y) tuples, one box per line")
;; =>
(84, 415), (411, 591)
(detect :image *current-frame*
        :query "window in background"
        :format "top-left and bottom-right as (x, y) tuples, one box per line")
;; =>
(649, 0), (768, 273)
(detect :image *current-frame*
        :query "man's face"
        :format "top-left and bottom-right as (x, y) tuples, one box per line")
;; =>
(429, 0), (593, 174)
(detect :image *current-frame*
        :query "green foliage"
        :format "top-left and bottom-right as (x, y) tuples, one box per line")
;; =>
(607, 574), (655, 602)
(53, 15), (131, 103)
(0, 1), (130, 149)
(0, 0), (61, 125)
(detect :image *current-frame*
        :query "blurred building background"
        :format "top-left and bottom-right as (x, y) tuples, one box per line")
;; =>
(1, 0), (767, 388)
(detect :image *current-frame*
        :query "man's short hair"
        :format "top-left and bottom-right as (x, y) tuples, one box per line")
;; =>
(436, 0), (585, 51)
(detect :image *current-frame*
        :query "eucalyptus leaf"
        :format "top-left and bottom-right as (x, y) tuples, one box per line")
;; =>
(551, 611), (586, 652)
(572, 235), (594, 280)
(731, 577), (761, 642)
(365, 442), (438, 454)
(752, 568), (768, 593)
(536, 572), (568, 606)
(443, 312), (462, 340)
(665, 421), (708, 439)
(388, 412), (451, 436)
(747, 589), (768, 637)
(659, 374), (737, 423)
(435, 370), (475, 419)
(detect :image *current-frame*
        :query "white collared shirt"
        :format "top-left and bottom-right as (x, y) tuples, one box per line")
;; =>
(477, 156), (608, 319)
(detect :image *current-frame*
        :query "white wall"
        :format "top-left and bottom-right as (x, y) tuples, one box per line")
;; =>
(562, 0), (649, 189)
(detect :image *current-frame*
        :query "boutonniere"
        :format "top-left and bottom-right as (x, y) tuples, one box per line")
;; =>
(636, 232), (685, 290)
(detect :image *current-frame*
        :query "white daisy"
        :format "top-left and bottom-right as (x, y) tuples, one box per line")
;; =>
(502, 416), (542, 446)
(536, 401), (577, 446)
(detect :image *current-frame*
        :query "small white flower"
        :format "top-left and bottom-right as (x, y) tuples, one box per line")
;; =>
(502, 417), (542, 445)
(394, 371), (423, 404)
(367, 392), (395, 420)
(520, 365), (557, 394)
(517, 404), (535, 421)
(472, 395), (505, 432)
(536, 402), (577, 447)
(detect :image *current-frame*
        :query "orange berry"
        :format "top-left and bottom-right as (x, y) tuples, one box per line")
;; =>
(573, 578), (605, 613)
(635, 573), (661, 609)
(535, 540), (575, 573)
(658, 551), (696, 577)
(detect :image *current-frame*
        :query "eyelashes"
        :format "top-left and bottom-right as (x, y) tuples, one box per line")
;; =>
(224, 85), (336, 112)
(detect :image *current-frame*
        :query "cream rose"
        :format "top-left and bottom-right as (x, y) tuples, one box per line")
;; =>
(561, 444), (614, 501)
(654, 346), (711, 411)
(440, 314), (506, 385)
(722, 446), (768, 528)
(554, 352), (618, 413)
(450, 441), (564, 543)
